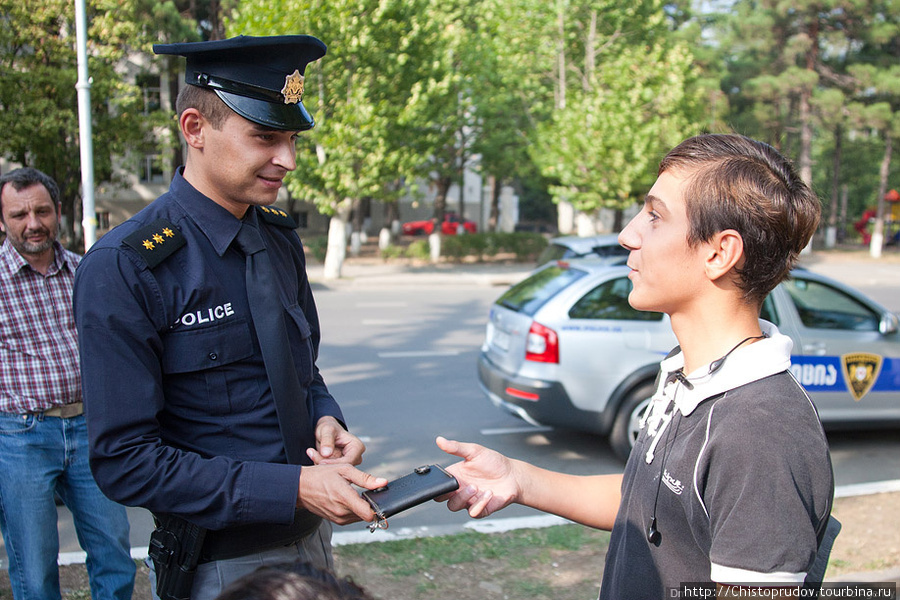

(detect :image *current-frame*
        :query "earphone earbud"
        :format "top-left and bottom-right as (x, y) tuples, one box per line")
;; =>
(647, 517), (662, 545)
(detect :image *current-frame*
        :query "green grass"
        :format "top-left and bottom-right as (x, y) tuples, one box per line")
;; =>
(334, 524), (611, 600)
(335, 524), (610, 576)
(18, 526), (609, 600)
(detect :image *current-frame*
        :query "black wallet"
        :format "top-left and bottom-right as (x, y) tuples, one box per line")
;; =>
(362, 465), (459, 532)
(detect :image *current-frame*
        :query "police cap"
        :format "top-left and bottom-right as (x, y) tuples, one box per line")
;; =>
(153, 35), (326, 131)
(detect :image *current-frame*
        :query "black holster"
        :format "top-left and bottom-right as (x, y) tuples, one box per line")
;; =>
(148, 514), (208, 600)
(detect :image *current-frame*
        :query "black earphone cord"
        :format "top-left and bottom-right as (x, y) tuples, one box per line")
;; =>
(647, 332), (766, 544)
(647, 406), (682, 545)
(672, 333), (767, 390)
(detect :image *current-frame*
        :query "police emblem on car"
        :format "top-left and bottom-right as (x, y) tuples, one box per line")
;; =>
(841, 353), (883, 401)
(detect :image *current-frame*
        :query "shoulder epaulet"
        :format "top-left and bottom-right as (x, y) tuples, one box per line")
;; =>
(122, 219), (186, 268)
(256, 205), (298, 229)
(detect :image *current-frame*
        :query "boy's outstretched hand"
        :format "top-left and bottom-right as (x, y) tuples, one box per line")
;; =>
(434, 436), (521, 518)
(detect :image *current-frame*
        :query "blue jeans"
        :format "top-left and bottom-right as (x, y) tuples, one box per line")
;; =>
(148, 520), (333, 600)
(0, 412), (135, 600)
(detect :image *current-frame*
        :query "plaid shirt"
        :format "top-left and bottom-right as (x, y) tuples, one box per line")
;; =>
(0, 238), (82, 414)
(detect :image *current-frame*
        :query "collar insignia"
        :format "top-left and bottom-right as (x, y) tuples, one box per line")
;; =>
(281, 69), (305, 104)
(257, 205), (298, 229)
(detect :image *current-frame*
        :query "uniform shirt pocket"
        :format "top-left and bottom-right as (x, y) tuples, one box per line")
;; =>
(161, 319), (254, 374)
(160, 319), (259, 416)
(285, 305), (314, 387)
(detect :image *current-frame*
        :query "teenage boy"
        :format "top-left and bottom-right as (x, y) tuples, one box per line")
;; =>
(437, 133), (834, 597)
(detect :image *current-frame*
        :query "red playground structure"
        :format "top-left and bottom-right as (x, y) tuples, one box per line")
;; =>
(854, 189), (900, 245)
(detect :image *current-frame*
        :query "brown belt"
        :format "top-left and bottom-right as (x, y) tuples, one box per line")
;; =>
(41, 402), (84, 418)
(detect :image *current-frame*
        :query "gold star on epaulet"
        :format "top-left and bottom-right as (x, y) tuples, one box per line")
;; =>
(123, 219), (186, 268)
(256, 205), (298, 229)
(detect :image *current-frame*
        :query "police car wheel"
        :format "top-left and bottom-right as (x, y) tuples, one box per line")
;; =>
(609, 382), (654, 462)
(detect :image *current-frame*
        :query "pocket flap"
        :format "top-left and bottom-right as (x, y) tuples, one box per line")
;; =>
(161, 319), (254, 374)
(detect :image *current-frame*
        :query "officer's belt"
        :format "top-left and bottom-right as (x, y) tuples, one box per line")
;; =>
(199, 510), (322, 563)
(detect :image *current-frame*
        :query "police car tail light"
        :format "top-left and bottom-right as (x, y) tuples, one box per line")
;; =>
(526, 322), (559, 363)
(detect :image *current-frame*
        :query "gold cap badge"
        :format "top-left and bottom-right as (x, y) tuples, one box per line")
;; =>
(281, 69), (305, 104)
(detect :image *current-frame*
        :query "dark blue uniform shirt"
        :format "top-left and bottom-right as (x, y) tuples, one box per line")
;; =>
(74, 170), (342, 531)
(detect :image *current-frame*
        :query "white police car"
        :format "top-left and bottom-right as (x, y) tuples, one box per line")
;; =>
(535, 234), (629, 266)
(478, 260), (900, 461)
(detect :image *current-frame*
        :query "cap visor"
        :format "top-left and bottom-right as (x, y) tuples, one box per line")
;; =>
(216, 90), (315, 131)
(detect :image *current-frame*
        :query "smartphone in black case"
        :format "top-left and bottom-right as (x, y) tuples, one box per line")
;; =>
(362, 465), (459, 531)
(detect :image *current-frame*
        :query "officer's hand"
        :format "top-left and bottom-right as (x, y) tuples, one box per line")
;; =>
(308, 416), (365, 466)
(296, 464), (387, 525)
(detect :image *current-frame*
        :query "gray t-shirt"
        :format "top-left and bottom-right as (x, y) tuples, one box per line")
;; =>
(599, 327), (833, 598)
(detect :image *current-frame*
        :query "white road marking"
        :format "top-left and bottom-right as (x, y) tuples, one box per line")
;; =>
(356, 302), (408, 308)
(378, 350), (460, 358)
(480, 426), (554, 435)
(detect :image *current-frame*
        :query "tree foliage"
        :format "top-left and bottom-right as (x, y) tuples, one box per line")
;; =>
(0, 0), (208, 249)
(230, 0), (441, 215)
(6, 0), (900, 258)
(709, 0), (900, 249)
(533, 40), (701, 212)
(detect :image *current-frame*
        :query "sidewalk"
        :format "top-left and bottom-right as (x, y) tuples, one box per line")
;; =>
(307, 258), (534, 288)
(306, 245), (900, 290)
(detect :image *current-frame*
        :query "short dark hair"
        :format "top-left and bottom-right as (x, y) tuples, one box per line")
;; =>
(0, 167), (61, 216)
(213, 561), (374, 600)
(175, 84), (233, 129)
(659, 133), (821, 305)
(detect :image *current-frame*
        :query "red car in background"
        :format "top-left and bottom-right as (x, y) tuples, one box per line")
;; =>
(402, 212), (477, 235)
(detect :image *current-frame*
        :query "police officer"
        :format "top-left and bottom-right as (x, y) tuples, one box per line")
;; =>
(73, 35), (386, 600)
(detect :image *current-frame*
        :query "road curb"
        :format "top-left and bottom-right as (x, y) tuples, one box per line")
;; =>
(308, 266), (532, 288)
(834, 478), (900, 498)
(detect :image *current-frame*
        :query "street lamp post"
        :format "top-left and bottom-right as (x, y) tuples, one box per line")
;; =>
(74, 0), (97, 251)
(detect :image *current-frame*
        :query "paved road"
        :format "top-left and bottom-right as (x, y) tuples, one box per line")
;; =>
(2, 248), (898, 565)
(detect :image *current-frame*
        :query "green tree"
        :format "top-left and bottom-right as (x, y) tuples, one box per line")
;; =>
(231, 0), (443, 275)
(527, 0), (703, 232)
(712, 0), (900, 255)
(467, 0), (556, 232)
(842, 3), (900, 256)
(847, 65), (900, 256)
(368, 0), (500, 260)
(0, 0), (170, 249)
(138, 0), (233, 174)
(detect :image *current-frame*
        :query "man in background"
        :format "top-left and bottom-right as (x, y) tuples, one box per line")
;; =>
(0, 167), (135, 600)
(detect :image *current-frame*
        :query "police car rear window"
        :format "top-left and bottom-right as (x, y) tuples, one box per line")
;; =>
(535, 244), (570, 266)
(495, 264), (586, 316)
